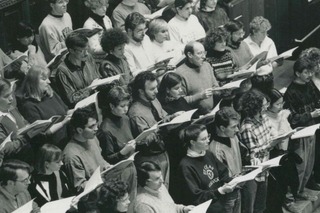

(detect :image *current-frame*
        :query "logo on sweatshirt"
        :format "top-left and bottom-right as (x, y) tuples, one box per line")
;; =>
(203, 164), (214, 180)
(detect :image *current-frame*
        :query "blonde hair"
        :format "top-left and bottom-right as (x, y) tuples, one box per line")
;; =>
(84, 0), (108, 10)
(147, 19), (168, 41)
(249, 16), (271, 34)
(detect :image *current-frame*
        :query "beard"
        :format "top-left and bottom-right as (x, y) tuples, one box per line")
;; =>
(230, 38), (243, 49)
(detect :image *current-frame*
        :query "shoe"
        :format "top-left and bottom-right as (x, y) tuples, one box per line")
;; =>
(296, 192), (318, 201)
(306, 180), (320, 191)
(283, 202), (301, 213)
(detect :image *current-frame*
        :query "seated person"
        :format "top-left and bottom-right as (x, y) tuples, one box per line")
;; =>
(133, 161), (194, 213)
(0, 160), (40, 213)
(39, 0), (73, 63)
(29, 144), (72, 207)
(112, 0), (150, 30)
(56, 32), (101, 108)
(83, 0), (113, 60)
(100, 28), (132, 85)
(0, 48), (22, 79)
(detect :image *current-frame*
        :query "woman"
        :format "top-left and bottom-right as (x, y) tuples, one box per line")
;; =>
(84, 0), (113, 60)
(157, 72), (192, 114)
(97, 86), (137, 202)
(29, 144), (72, 207)
(17, 65), (72, 149)
(100, 28), (132, 85)
(195, 0), (229, 32)
(177, 124), (235, 213)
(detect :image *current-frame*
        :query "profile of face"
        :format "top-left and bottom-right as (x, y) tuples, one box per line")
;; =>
(269, 97), (284, 114)
(296, 68), (314, 83)
(51, 0), (69, 15)
(0, 87), (13, 112)
(38, 73), (51, 94)
(145, 170), (164, 191)
(205, 0), (217, 10)
(115, 193), (130, 212)
(141, 80), (158, 101)
(188, 43), (206, 67)
(220, 119), (239, 138)
(231, 28), (245, 44)
(45, 159), (63, 174)
(131, 23), (146, 43)
(253, 29), (268, 43)
(261, 98), (269, 114)
(18, 35), (34, 47)
(167, 82), (183, 99)
(71, 44), (89, 62)
(11, 169), (30, 194)
(214, 40), (227, 52)
(192, 130), (210, 152)
(110, 100), (130, 117)
(111, 44), (126, 59)
(77, 118), (99, 139)
(177, 3), (193, 20)
(92, 4), (107, 16)
(154, 25), (170, 44)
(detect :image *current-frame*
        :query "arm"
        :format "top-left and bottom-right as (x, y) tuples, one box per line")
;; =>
(180, 77), (206, 104)
(124, 47), (142, 77)
(64, 157), (87, 193)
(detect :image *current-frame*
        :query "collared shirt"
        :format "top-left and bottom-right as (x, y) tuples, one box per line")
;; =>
(243, 35), (278, 58)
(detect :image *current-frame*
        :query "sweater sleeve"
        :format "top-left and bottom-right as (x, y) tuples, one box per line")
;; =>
(112, 10), (125, 30)
(100, 130), (126, 164)
(63, 156), (87, 193)
(180, 75), (204, 104)
(19, 102), (42, 124)
(130, 116), (161, 146)
(134, 203), (156, 213)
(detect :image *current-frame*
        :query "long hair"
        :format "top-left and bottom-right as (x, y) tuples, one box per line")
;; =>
(35, 144), (62, 174)
(157, 72), (182, 104)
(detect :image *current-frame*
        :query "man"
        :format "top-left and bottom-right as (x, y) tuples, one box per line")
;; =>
(0, 160), (40, 213)
(133, 161), (194, 213)
(176, 41), (219, 115)
(224, 20), (253, 68)
(63, 106), (110, 193)
(128, 71), (179, 188)
(56, 32), (101, 108)
(112, 0), (150, 30)
(168, 0), (206, 46)
(39, 0), (73, 63)
(209, 107), (243, 213)
(124, 12), (156, 76)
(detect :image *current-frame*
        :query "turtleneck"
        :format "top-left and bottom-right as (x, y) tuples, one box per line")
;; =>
(106, 112), (123, 122)
(89, 11), (106, 30)
(50, 13), (64, 18)
(207, 49), (227, 58)
(293, 80), (307, 88)
(187, 147), (206, 157)
(185, 59), (200, 69)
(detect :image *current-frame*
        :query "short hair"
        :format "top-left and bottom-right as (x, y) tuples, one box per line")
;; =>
(84, 0), (107, 9)
(266, 88), (283, 106)
(293, 56), (315, 76)
(184, 41), (197, 57)
(129, 71), (157, 100)
(101, 28), (129, 53)
(48, 0), (69, 5)
(15, 21), (34, 39)
(299, 47), (320, 66)
(239, 89), (265, 118)
(98, 179), (128, 211)
(204, 27), (228, 51)
(19, 65), (53, 101)
(147, 19), (168, 41)
(0, 159), (30, 185)
(215, 107), (240, 128)
(224, 20), (243, 34)
(125, 12), (146, 32)
(249, 16), (271, 34)
(179, 124), (207, 147)
(137, 161), (161, 187)
(0, 78), (11, 97)
(70, 105), (98, 130)
(250, 74), (274, 95)
(65, 32), (88, 50)
(157, 72), (182, 104)
(35, 144), (62, 174)
(175, 0), (193, 8)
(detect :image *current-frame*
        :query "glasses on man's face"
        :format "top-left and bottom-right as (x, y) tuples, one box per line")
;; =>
(234, 31), (245, 36)
(195, 51), (207, 57)
(15, 175), (31, 184)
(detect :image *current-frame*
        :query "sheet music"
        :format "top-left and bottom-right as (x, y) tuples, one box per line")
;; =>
(291, 124), (320, 139)
(189, 199), (212, 213)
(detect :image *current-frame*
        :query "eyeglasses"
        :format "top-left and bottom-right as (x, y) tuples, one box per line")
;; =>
(234, 31), (245, 36)
(195, 51), (207, 56)
(15, 175), (31, 184)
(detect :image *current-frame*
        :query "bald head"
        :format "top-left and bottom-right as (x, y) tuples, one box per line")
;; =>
(184, 41), (206, 67)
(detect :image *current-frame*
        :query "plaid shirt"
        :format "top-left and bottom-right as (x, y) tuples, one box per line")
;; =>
(240, 115), (276, 181)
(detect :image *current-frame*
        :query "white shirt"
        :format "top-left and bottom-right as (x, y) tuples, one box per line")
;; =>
(150, 40), (183, 65)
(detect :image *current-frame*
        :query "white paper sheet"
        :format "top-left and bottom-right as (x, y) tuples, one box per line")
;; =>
(144, 6), (168, 19)
(12, 198), (35, 213)
(0, 132), (12, 150)
(158, 109), (197, 127)
(228, 167), (263, 185)
(291, 124), (320, 139)
(279, 46), (299, 59)
(40, 196), (76, 213)
(87, 75), (121, 89)
(135, 124), (158, 142)
(212, 79), (245, 91)
(189, 199), (212, 213)
(74, 92), (99, 110)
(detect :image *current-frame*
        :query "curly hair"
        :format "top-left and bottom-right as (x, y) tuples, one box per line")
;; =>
(249, 16), (271, 34)
(239, 89), (265, 118)
(84, 0), (107, 9)
(98, 179), (128, 211)
(101, 28), (129, 53)
(293, 56), (316, 76)
(299, 47), (320, 67)
(204, 27), (228, 51)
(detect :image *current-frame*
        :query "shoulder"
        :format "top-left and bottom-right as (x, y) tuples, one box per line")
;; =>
(83, 17), (95, 28)
(128, 102), (144, 117)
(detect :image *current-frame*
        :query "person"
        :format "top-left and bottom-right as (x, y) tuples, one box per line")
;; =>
(83, 0), (113, 60)
(133, 161), (194, 213)
(124, 12), (156, 76)
(204, 27), (236, 86)
(97, 179), (131, 213)
(157, 72), (192, 114)
(0, 48), (22, 79)
(62, 106), (110, 193)
(177, 124), (236, 213)
(29, 144), (72, 207)
(283, 56), (320, 201)
(176, 41), (219, 115)
(0, 159), (40, 213)
(17, 66), (71, 148)
(195, 0), (229, 32)
(168, 0), (206, 47)
(224, 20), (253, 68)
(39, 0), (73, 63)
(112, 0), (151, 30)
(100, 28), (132, 85)
(208, 107), (242, 213)
(56, 32), (101, 108)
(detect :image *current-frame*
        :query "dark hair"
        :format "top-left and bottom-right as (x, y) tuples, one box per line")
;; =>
(179, 124), (207, 147)
(125, 12), (146, 32)
(215, 107), (240, 128)
(65, 32), (88, 50)
(101, 28), (129, 53)
(175, 0), (193, 8)
(300, 47), (320, 64)
(137, 161), (161, 187)
(15, 21), (34, 39)
(250, 74), (274, 94)
(204, 28), (228, 51)
(293, 56), (315, 77)
(0, 160), (30, 185)
(184, 41), (197, 57)
(0, 78), (11, 97)
(224, 20), (243, 33)
(239, 89), (265, 118)
(157, 72), (182, 104)
(98, 179), (128, 211)
(266, 88), (283, 106)
(70, 105), (97, 130)
(35, 144), (62, 174)
(129, 71), (157, 100)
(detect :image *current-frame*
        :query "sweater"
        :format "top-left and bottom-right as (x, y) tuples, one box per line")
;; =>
(133, 185), (185, 213)
(160, 97), (192, 115)
(195, 6), (229, 32)
(39, 13), (73, 63)
(176, 61), (219, 114)
(226, 41), (253, 68)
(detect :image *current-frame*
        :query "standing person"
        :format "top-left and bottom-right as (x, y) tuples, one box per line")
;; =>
(83, 0), (113, 60)
(39, 0), (73, 63)
(29, 144), (72, 207)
